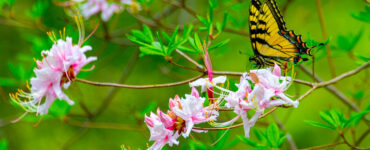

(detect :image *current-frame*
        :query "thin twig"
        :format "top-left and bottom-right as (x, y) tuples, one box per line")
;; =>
(355, 129), (370, 146)
(168, 60), (200, 71)
(64, 118), (145, 131)
(63, 50), (140, 148)
(315, 0), (336, 78)
(316, 62), (369, 88)
(299, 142), (345, 150)
(282, 0), (294, 15)
(299, 64), (362, 112)
(293, 79), (313, 87)
(340, 132), (369, 150)
(175, 49), (204, 71)
(75, 73), (205, 89)
(213, 71), (243, 76)
(102, 22), (111, 40)
(193, 63), (369, 131)
(273, 113), (297, 150)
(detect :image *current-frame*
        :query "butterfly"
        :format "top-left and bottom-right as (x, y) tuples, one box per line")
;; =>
(248, 0), (317, 68)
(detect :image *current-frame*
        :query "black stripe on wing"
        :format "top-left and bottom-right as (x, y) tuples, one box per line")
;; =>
(265, 0), (287, 30)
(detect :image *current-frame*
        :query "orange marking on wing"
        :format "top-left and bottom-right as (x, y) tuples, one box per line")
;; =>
(289, 31), (294, 37)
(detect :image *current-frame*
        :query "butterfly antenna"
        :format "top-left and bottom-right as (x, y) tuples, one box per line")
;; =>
(310, 42), (325, 49)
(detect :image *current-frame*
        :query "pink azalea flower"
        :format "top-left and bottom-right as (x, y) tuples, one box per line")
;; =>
(10, 37), (97, 115)
(80, 0), (122, 21)
(145, 111), (179, 150)
(169, 87), (218, 137)
(249, 63), (299, 108)
(189, 76), (226, 93)
(223, 74), (257, 137)
(222, 64), (298, 137)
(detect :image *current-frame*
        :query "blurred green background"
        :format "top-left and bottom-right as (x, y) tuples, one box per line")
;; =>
(0, 0), (369, 149)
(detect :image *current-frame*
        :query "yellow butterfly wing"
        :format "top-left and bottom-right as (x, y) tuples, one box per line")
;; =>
(249, 0), (312, 67)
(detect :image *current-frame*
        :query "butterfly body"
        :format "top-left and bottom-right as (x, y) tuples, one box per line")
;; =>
(249, 0), (312, 68)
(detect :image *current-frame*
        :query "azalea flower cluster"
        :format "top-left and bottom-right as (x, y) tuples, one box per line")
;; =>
(144, 64), (299, 149)
(144, 87), (219, 150)
(10, 16), (97, 115)
(221, 63), (298, 138)
(70, 0), (141, 21)
(10, 37), (96, 115)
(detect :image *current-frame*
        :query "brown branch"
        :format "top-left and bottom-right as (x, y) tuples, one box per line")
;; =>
(102, 22), (111, 40)
(175, 49), (204, 71)
(75, 73), (205, 89)
(282, 0), (294, 15)
(340, 132), (369, 150)
(273, 113), (297, 150)
(293, 79), (313, 87)
(64, 117), (144, 131)
(299, 64), (362, 112)
(213, 71), (243, 76)
(163, 0), (197, 17)
(193, 63), (369, 131)
(168, 60), (200, 71)
(299, 142), (345, 150)
(63, 50), (140, 148)
(316, 62), (369, 88)
(355, 128), (370, 146)
(315, 0), (336, 78)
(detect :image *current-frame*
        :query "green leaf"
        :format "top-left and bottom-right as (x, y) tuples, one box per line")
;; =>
(351, 90), (364, 100)
(221, 12), (228, 31)
(319, 111), (336, 127)
(48, 100), (71, 118)
(182, 24), (193, 39)
(132, 30), (151, 43)
(265, 123), (281, 148)
(0, 139), (8, 150)
(142, 25), (154, 42)
(351, 6), (370, 23)
(304, 120), (336, 130)
(328, 110), (343, 128)
(214, 130), (230, 149)
(225, 138), (241, 149)
(216, 22), (222, 34)
(139, 47), (164, 57)
(193, 33), (203, 52)
(344, 110), (369, 128)
(209, 39), (230, 51)
(254, 129), (267, 143)
(177, 46), (197, 53)
(1, 0), (14, 7)
(228, 79), (238, 92)
(354, 52), (370, 62)
(209, 0), (218, 8)
(29, 0), (49, 19)
(238, 136), (259, 147)
(8, 62), (26, 81)
(0, 77), (18, 87)
(126, 34), (153, 47)
(155, 32), (166, 54)
(337, 29), (363, 51)
(161, 31), (171, 42)
(140, 101), (157, 116)
(277, 136), (286, 148)
(208, 1), (214, 22)
(197, 15), (209, 26)
(187, 140), (208, 150)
